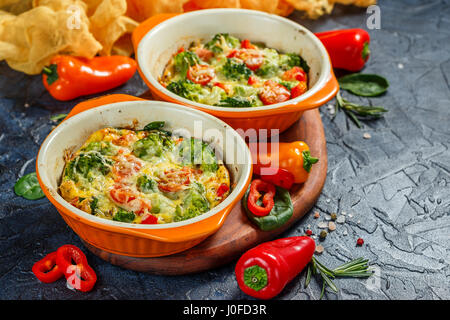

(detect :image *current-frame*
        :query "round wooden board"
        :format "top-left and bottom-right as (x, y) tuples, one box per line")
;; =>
(83, 108), (327, 275)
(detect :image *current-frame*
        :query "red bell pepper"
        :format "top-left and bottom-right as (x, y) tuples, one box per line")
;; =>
(253, 165), (295, 190)
(56, 245), (97, 292)
(247, 179), (276, 217)
(315, 28), (370, 72)
(32, 252), (64, 283)
(42, 55), (137, 101)
(235, 236), (315, 299)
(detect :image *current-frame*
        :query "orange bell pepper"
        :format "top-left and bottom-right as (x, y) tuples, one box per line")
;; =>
(250, 141), (318, 184)
(42, 55), (137, 101)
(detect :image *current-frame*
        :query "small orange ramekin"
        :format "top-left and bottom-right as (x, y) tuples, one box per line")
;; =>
(36, 94), (252, 257)
(132, 9), (339, 134)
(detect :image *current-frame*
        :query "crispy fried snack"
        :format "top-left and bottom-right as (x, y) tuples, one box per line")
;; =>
(0, 0), (138, 74)
(0, 0), (376, 74)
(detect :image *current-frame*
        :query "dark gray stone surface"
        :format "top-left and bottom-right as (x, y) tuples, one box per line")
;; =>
(0, 0), (448, 300)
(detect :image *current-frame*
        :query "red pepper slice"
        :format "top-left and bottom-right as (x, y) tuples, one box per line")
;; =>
(32, 252), (64, 283)
(315, 28), (370, 72)
(247, 179), (276, 217)
(253, 165), (295, 190)
(235, 236), (315, 299)
(142, 214), (158, 224)
(216, 183), (230, 197)
(56, 245), (97, 292)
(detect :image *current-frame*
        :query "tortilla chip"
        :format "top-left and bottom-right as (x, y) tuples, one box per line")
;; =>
(192, 0), (240, 9)
(333, 0), (376, 7)
(0, 0), (33, 14)
(284, 0), (334, 19)
(0, 4), (101, 74)
(240, 0), (279, 14)
(275, 0), (295, 16)
(126, 0), (188, 22)
(86, 0), (138, 55)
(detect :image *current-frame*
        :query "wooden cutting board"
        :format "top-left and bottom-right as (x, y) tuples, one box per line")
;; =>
(83, 108), (327, 275)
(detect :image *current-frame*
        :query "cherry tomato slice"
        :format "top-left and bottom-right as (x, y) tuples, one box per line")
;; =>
(241, 39), (256, 50)
(282, 66), (307, 82)
(291, 82), (308, 98)
(228, 49), (263, 71)
(110, 185), (136, 204)
(195, 48), (214, 62)
(158, 167), (193, 193)
(253, 165), (295, 189)
(259, 80), (291, 105)
(113, 155), (142, 180)
(247, 179), (276, 217)
(187, 64), (215, 85)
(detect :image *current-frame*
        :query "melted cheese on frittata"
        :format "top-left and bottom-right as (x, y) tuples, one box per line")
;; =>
(59, 127), (230, 224)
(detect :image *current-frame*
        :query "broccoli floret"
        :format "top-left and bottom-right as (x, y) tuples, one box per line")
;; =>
(174, 188), (210, 222)
(137, 175), (158, 193)
(205, 33), (240, 53)
(279, 81), (298, 91)
(133, 131), (174, 160)
(220, 58), (252, 81)
(218, 96), (253, 108)
(177, 138), (219, 172)
(280, 53), (310, 73)
(166, 79), (207, 102)
(173, 51), (200, 77)
(64, 152), (112, 182)
(113, 208), (135, 223)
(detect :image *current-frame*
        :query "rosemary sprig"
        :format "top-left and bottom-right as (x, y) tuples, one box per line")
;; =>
(305, 256), (374, 299)
(333, 91), (388, 128)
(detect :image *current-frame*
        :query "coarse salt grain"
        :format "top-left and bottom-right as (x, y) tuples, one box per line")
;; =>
(336, 216), (346, 224)
(318, 222), (328, 229)
(363, 133), (371, 139)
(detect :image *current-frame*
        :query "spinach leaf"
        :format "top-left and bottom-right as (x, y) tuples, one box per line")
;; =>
(144, 121), (165, 131)
(218, 96), (253, 108)
(14, 172), (45, 200)
(338, 73), (389, 97)
(242, 185), (293, 231)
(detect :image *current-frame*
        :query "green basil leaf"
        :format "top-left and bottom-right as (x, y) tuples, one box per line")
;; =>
(242, 185), (293, 231)
(14, 172), (45, 200)
(338, 73), (389, 97)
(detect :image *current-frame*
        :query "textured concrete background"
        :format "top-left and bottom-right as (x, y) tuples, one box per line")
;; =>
(0, 0), (449, 300)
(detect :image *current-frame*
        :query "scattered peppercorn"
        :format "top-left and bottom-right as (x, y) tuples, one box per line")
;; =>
(330, 213), (337, 220)
(314, 211), (320, 219)
(356, 238), (364, 246)
(305, 229), (313, 236)
(319, 230), (328, 240)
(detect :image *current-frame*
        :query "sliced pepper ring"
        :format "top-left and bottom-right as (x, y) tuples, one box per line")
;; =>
(247, 179), (276, 217)
(56, 244), (97, 292)
(32, 251), (64, 283)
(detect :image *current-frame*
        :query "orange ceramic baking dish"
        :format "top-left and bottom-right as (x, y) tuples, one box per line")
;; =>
(36, 94), (252, 257)
(132, 9), (339, 134)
